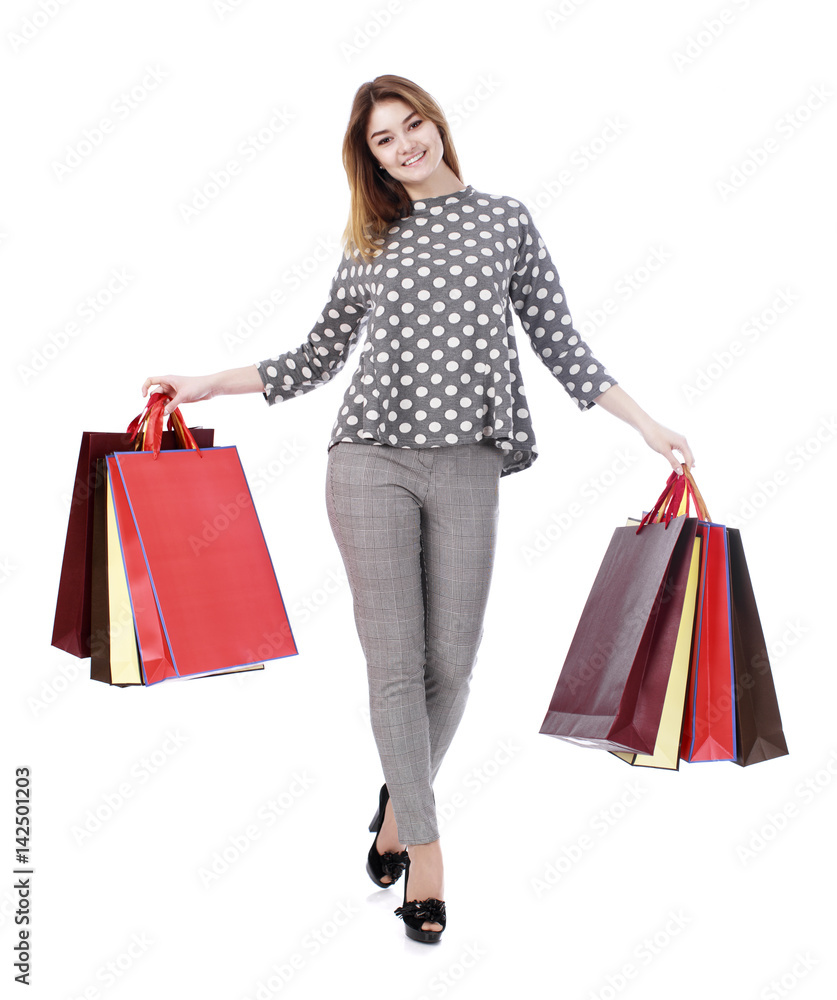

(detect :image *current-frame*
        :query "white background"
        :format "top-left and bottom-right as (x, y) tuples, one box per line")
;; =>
(2, 1), (835, 997)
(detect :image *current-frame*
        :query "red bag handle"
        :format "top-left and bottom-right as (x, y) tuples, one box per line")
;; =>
(127, 393), (202, 459)
(635, 464), (709, 533)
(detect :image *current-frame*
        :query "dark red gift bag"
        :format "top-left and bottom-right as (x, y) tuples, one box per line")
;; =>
(539, 478), (699, 754)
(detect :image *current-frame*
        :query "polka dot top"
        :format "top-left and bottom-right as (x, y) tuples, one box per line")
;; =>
(255, 183), (617, 476)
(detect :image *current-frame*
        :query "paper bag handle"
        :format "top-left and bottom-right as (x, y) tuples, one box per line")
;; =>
(127, 393), (202, 459)
(636, 464), (710, 533)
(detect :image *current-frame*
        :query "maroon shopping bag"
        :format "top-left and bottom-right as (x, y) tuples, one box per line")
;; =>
(539, 512), (698, 755)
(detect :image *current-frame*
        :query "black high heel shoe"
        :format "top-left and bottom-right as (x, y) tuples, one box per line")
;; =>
(366, 783), (409, 888)
(394, 856), (446, 943)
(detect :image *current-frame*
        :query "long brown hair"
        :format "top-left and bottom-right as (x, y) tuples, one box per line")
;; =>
(340, 75), (463, 265)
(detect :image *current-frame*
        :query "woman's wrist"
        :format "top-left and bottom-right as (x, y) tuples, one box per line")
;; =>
(210, 365), (265, 397)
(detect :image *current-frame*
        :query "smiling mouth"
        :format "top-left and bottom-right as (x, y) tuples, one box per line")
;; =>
(403, 150), (425, 166)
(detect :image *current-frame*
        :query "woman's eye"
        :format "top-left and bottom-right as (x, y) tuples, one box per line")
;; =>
(375, 120), (421, 145)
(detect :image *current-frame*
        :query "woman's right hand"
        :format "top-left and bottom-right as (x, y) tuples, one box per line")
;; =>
(141, 374), (216, 416)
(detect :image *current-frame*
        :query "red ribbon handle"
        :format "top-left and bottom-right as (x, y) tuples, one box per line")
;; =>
(635, 464), (708, 533)
(127, 393), (202, 459)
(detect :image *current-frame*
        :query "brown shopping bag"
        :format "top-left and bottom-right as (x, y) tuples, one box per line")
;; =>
(727, 528), (789, 766)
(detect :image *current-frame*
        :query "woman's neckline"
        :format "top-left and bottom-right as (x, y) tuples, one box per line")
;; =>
(409, 183), (474, 212)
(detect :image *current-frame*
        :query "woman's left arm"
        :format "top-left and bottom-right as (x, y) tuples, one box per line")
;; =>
(593, 384), (694, 475)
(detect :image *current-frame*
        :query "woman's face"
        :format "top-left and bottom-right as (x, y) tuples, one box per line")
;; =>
(365, 98), (445, 190)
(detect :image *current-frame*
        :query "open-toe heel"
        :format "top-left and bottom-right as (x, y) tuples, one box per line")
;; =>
(366, 783), (409, 888)
(394, 856), (446, 943)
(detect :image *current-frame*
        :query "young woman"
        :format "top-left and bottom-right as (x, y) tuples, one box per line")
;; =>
(142, 74), (693, 944)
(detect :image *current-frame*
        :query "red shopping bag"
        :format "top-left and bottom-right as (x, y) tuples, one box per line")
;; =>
(678, 486), (737, 762)
(52, 402), (214, 658)
(107, 415), (297, 682)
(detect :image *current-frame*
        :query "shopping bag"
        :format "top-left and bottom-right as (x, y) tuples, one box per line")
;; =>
(52, 410), (214, 658)
(89, 458), (143, 686)
(727, 528), (789, 766)
(106, 414), (297, 682)
(104, 461), (144, 685)
(539, 483), (699, 754)
(678, 491), (738, 763)
(89, 458), (111, 682)
(92, 448), (268, 686)
(611, 532), (702, 770)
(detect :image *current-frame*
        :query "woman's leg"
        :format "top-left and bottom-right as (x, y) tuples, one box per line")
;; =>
(420, 442), (505, 785)
(325, 442), (438, 846)
(325, 441), (503, 929)
(407, 441), (504, 929)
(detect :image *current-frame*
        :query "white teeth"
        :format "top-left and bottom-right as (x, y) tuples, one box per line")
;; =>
(404, 151), (424, 165)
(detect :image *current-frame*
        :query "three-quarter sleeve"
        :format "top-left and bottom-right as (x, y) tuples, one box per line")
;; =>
(509, 208), (616, 411)
(255, 251), (371, 405)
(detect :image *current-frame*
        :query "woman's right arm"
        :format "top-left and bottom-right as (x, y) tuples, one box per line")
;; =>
(141, 367), (264, 416)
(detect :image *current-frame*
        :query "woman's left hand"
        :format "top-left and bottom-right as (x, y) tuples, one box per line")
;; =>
(593, 385), (694, 475)
(639, 420), (694, 476)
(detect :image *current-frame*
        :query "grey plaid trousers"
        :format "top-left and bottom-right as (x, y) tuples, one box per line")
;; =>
(325, 440), (504, 844)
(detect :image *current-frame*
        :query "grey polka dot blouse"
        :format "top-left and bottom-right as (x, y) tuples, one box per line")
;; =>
(255, 184), (617, 477)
